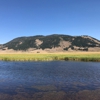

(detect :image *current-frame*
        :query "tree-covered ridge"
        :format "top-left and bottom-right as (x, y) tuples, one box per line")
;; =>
(2, 34), (100, 51)
(72, 36), (98, 47)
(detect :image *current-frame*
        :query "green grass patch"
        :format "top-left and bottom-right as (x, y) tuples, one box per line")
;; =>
(0, 52), (100, 62)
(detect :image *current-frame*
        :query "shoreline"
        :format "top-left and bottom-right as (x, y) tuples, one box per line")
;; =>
(0, 52), (100, 62)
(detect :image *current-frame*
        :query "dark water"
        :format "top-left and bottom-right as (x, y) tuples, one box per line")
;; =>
(0, 61), (100, 100)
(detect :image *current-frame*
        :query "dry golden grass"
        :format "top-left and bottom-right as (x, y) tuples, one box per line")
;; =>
(0, 51), (100, 61)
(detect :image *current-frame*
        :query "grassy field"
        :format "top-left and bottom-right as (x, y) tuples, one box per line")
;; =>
(0, 52), (100, 62)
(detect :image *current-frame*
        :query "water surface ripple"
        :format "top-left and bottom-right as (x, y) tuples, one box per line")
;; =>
(0, 61), (100, 100)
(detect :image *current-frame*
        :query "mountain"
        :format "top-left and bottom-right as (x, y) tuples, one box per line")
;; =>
(0, 44), (3, 49)
(1, 34), (100, 52)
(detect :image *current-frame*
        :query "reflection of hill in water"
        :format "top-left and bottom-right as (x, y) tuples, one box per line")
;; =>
(0, 61), (100, 100)
(0, 87), (100, 100)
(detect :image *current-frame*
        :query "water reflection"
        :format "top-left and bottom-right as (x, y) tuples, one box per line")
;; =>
(0, 61), (100, 100)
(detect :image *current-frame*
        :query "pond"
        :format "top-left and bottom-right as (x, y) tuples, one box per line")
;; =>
(0, 61), (100, 100)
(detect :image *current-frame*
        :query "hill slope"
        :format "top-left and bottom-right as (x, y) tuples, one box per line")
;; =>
(1, 34), (100, 52)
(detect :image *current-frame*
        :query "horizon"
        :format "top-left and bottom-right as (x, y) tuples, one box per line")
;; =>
(0, 0), (100, 44)
(0, 33), (100, 44)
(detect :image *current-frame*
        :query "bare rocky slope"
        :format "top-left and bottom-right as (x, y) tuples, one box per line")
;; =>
(1, 34), (100, 52)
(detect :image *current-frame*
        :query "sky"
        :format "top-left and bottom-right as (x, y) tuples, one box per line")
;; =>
(0, 0), (100, 44)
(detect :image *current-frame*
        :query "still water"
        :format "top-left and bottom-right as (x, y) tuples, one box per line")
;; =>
(0, 61), (100, 100)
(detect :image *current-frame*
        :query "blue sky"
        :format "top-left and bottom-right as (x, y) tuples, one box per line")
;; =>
(0, 0), (100, 44)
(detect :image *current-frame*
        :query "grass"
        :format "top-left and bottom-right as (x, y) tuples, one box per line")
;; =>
(0, 52), (100, 62)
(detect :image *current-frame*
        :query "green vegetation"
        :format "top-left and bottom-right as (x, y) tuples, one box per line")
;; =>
(0, 52), (100, 62)
(3, 34), (100, 51)
(72, 37), (97, 47)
